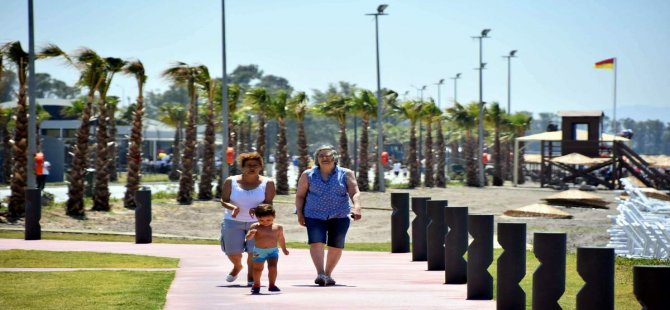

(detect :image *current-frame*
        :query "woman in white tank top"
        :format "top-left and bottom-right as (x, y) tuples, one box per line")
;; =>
(220, 152), (276, 285)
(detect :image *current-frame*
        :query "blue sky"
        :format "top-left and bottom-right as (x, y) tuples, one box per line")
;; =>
(2, 0), (669, 121)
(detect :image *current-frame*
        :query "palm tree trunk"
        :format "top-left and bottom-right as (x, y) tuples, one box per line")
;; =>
(357, 116), (370, 191)
(493, 123), (503, 186)
(424, 120), (434, 187)
(92, 98), (111, 211)
(123, 93), (144, 209)
(517, 141), (526, 185)
(66, 88), (97, 217)
(275, 118), (289, 195)
(168, 123), (181, 181)
(338, 119), (350, 169)
(465, 133), (479, 187)
(255, 113), (266, 160)
(8, 68), (28, 219)
(297, 117), (308, 185)
(108, 104), (119, 182)
(408, 121), (419, 188)
(502, 141), (512, 181)
(435, 119), (447, 187)
(197, 97), (216, 200)
(177, 84), (197, 204)
(2, 123), (13, 184)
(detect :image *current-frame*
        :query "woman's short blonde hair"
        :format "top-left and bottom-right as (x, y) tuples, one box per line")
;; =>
(237, 152), (264, 168)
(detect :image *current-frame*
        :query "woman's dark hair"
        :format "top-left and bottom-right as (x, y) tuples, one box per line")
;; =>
(253, 203), (275, 218)
(237, 152), (264, 168)
(313, 145), (339, 168)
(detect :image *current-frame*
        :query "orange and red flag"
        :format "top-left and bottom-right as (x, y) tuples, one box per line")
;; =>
(594, 58), (615, 69)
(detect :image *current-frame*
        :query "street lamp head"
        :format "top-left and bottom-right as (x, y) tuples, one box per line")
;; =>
(510, 50), (517, 57)
(481, 28), (491, 37)
(456, 73), (461, 79)
(438, 78), (445, 84)
(421, 85), (427, 90)
(377, 4), (388, 14)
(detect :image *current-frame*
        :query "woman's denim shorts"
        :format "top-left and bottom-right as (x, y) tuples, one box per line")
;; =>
(305, 217), (350, 249)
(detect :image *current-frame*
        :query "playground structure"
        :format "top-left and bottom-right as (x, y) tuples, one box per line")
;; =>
(514, 111), (670, 190)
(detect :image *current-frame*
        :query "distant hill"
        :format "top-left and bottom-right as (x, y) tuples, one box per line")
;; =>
(616, 105), (670, 122)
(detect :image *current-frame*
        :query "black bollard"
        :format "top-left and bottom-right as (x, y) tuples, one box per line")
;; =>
(391, 193), (410, 253)
(634, 265), (670, 310)
(426, 200), (447, 271)
(576, 247), (614, 310)
(135, 188), (152, 244)
(497, 222), (527, 310)
(445, 206), (468, 284)
(411, 197), (430, 261)
(533, 232), (566, 310)
(25, 188), (42, 240)
(467, 214), (494, 300)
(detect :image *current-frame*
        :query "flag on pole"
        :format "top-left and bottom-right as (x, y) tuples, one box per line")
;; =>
(594, 58), (615, 69)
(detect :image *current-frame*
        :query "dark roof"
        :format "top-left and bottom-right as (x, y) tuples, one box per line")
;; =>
(558, 110), (604, 117)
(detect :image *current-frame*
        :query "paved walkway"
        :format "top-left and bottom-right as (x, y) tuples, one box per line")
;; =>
(0, 239), (495, 309)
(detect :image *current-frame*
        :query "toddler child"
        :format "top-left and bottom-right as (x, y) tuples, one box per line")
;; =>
(245, 204), (289, 294)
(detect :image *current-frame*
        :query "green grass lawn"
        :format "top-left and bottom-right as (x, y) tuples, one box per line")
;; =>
(0, 249), (177, 310)
(0, 271), (174, 310)
(0, 249), (178, 268)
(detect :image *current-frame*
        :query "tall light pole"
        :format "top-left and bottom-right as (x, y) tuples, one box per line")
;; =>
(503, 50), (517, 113)
(450, 73), (461, 105)
(367, 4), (388, 192)
(27, 0), (37, 189)
(221, 0), (229, 181)
(434, 78), (445, 109)
(473, 28), (490, 187)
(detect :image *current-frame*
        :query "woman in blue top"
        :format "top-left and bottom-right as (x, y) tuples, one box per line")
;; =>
(295, 145), (362, 286)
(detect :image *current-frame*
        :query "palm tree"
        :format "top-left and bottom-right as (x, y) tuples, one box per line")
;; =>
(485, 102), (506, 186)
(215, 84), (241, 199)
(388, 100), (424, 188)
(446, 102), (479, 187)
(434, 112), (447, 188)
(40, 45), (105, 217)
(507, 112), (533, 185)
(268, 91), (290, 194)
(349, 89), (376, 191)
(245, 87), (270, 162)
(106, 96), (120, 182)
(158, 102), (186, 181)
(162, 62), (199, 205)
(0, 108), (13, 184)
(314, 95), (351, 169)
(288, 92), (309, 185)
(122, 60), (146, 209)
(422, 101), (441, 188)
(92, 57), (125, 212)
(195, 65), (218, 200)
(2, 42), (29, 218)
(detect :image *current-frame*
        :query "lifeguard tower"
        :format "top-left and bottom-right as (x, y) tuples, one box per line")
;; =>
(513, 111), (670, 190)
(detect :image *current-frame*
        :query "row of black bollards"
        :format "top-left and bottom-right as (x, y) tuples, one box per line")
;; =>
(23, 188), (153, 244)
(389, 192), (670, 309)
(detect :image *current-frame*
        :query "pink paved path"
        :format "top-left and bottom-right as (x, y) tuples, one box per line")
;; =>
(0, 239), (495, 309)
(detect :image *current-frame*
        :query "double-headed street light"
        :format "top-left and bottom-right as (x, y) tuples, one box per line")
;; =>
(366, 4), (388, 192)
(503, 50), (517, 113)
(434, 79), (445, 109)
(450, 73), (461, 105)
(473, 28), (490, 187)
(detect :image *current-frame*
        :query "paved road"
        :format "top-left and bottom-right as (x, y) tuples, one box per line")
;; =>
(0, 238), (495, 310)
